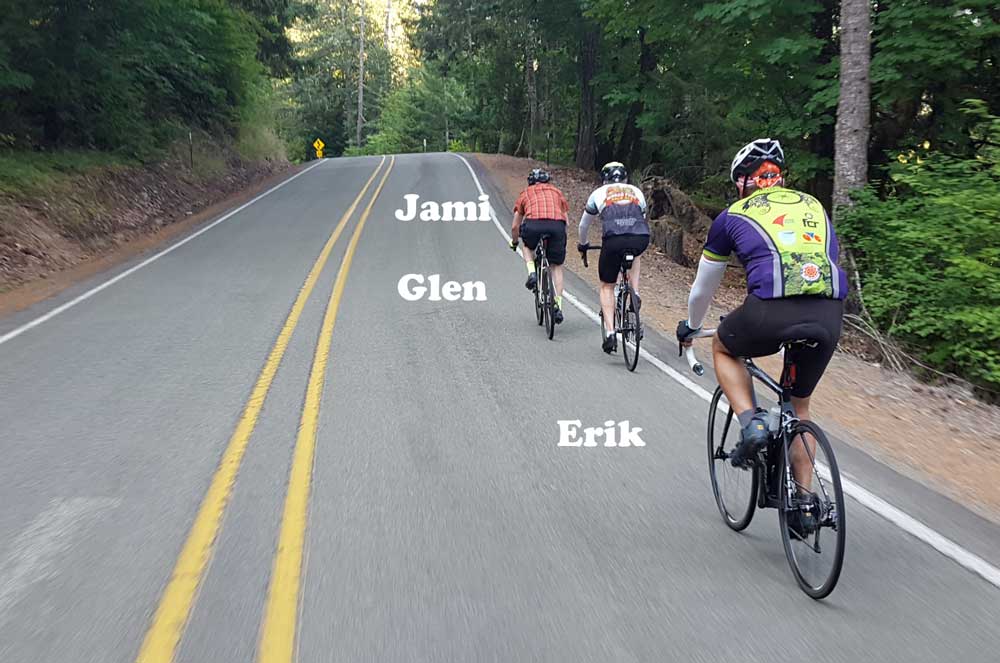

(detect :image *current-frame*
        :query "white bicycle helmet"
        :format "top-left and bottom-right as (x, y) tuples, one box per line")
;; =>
(730, 138), (785, 183)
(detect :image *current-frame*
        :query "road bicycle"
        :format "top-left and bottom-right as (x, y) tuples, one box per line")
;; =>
(530, 234), (556, 340)
(581, 246), (641, 371)
(683, 331), (846, 598)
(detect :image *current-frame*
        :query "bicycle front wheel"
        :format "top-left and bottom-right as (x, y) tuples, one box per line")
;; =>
(707, 386), (758, 531)
(543, 267), (555, 340)
(778, 420), (846, 599)
(620, 287), (640, 372)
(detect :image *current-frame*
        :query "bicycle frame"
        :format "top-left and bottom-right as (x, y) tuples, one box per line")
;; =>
(533, 235), (549, 271)
(744, 353), (799, 435)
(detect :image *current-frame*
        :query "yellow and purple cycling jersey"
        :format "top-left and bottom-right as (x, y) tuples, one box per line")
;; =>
(704, 187), (848, 300)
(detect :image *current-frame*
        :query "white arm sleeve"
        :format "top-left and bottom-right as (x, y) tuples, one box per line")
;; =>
(687, 256), (728, 329)
(579, 210), (598, 244)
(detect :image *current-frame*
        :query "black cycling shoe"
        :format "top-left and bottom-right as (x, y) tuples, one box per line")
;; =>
(730, 411), (769, 467)
(786, 496), (820, 539)
(553, 306), (564, 324)
(525, 272), (537, 291)
(602, 333), (617, 354)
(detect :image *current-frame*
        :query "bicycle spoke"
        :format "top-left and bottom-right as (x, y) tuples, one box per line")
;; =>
(796, 429), (836, 513)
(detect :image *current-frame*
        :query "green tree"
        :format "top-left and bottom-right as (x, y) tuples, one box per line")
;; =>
(0, 0), (263, 153)
(841, 101), (1000, 393)
(362, 66), (473, 154)
(231, 0), (303, 76)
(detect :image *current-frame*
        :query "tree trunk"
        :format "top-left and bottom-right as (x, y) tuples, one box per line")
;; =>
(384, 0), (392, 44)
(834, 0), (873, 318)
(356, 8), (366, 147)
(574, 25), (599, 170)
(513, 126), (526, 157)
(833, 0), (871, 216)
(651, 219), (687, 266)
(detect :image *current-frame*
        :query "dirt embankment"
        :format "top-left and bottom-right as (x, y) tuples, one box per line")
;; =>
(476, 152), (1000, 523)
(0, 151), (293, 309)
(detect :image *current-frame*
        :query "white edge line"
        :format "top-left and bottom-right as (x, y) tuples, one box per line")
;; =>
(0, 159), (327, 346)
(450, 151), (1000, 591)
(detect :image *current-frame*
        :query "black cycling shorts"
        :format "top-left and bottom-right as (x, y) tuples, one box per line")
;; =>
(717, 294), (844, 398)
(520, 220), (567, 265)
(598, 234), (649, 283)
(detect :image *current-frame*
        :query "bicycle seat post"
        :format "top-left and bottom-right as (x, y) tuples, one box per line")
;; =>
(778, 340), (814, 401)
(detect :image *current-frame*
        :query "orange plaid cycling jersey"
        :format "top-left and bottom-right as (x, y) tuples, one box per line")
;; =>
(513, 183), (569, 222)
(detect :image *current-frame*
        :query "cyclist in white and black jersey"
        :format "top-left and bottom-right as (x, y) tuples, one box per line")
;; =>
(577, 161), (651, 353)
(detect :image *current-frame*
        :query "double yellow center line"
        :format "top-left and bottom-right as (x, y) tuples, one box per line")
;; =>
(135, 155), (396, 663)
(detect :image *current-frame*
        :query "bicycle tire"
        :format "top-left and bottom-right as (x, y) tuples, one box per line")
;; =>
(543, 266), (555, 340)
(707, 386), (758, 531)
(533, 261), (544, 326)
(778, 420), (846, 599)
(621, 287), (640, 372)
(613, 286), (623, 333)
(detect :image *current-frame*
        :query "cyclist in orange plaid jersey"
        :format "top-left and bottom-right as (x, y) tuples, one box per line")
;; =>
(509, 168), (571, 324)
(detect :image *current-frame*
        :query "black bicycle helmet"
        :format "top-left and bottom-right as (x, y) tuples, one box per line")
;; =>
(730, 138), (785, 183)
(601, 161), (628, 184)
(527, 168), (551, 185)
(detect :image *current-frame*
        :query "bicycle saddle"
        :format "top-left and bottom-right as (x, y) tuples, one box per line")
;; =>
(780, 321), (832, 351)
(623, 253), (635, 268)
(781, 339), (820, 350)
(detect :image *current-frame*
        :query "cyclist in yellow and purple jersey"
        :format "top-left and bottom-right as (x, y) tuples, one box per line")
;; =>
(677, 139), (847, 470)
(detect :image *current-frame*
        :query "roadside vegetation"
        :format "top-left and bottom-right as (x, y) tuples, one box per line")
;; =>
(0, 0), (295, 194)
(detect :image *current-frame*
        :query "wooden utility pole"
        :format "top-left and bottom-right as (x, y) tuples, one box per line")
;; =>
(357, 5), (366, 147)
(525, 42), (538, 158)
(445, 101), (450, 150)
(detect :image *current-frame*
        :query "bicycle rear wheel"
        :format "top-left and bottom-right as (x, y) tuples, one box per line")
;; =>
(620, 287), (640, 372)
(707, 386), (757, 531)
(778, 420), (846, 599)
(533, 262), (543, 326)
(542, 266), (555, 339)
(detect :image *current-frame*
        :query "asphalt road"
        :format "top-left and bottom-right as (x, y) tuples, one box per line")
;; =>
(1, 153), (998, 663)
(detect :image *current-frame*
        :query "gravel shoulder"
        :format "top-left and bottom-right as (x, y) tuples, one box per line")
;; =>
(475, 152), (1000, 524)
